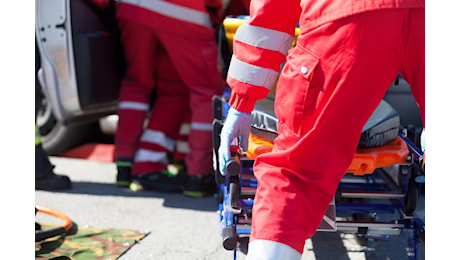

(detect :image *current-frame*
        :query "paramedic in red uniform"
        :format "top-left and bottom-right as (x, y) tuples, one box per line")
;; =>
(219, 0), (425, 257)
(114, 0), (223, 197)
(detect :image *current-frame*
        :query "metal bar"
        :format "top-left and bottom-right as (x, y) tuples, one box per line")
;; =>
(340, 190), (405, 199)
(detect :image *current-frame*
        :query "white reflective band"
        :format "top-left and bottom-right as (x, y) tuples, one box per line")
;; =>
(140, 129), (175, 151)
(246, 240), (301, 260)
(118, 101), (149, 111)
(191, 122), (213, 131)
(134, 149), (169, 165)
(228, 56), (279, 90)
(235, 23), (294, 55)
(175, 141), (190, 154)
(120, 0), (212, 28)
(179, 123), (191, 135)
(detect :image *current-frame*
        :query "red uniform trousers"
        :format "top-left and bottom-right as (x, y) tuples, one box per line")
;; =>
(115, 18), (222, 176)
(250, 8), (425, 253)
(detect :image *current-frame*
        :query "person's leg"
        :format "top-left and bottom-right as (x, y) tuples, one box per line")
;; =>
(173, 112), (191, 166)
(248, 8), (419, 256)
(160, 30), (222, 197)
(130, 43), (190, 192)
(114, 18), (158, 186)
(35, 125), (72, 190)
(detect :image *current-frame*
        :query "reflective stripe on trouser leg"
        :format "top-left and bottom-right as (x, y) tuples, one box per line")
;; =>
(133, 149), (170, 174)
(132, 42), (190, 175)
(246, 240), (301, 260)
(174, 120), (190, 161)
(132, 129), (176, 174)
(186, 121), (214, 175)
(250, 9), (424, 253)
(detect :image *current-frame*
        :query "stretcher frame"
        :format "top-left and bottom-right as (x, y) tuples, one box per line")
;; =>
(212, 95), (425, 260)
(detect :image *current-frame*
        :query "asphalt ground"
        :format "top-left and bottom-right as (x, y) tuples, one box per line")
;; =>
(32, 156), (426, 260)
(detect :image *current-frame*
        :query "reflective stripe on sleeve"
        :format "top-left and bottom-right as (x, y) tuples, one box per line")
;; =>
(120, 0), (212, 28)
(234, 23), (294, 56)
(118, 101), (149, 111)
(134, 148), (169, 165)
(191, 122), (213, 131)
(227, 56), (279, 90)
(140, 129), (175, 152)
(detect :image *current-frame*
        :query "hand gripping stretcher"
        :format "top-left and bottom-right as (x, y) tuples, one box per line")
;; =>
(212, 91), (425, 260)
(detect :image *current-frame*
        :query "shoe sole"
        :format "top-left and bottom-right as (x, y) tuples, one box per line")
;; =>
(115, 181), (131, 187)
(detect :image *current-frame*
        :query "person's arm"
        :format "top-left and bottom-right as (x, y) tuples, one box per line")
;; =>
(219, 0), (300, 175)
(226, 0), (301, 113)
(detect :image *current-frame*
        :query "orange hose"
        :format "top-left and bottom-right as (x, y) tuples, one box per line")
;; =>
(35, 204), (72, 231)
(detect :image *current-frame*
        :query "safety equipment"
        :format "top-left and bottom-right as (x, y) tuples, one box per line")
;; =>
(218, 107), (252, 175)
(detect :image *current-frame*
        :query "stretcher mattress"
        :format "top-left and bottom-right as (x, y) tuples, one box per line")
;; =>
(251, 95), (400, 148)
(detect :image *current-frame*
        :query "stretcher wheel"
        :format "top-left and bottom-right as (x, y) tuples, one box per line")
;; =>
(222, 226), (237, 250)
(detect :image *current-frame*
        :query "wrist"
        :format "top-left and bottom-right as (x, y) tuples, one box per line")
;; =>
(229, 93), (257, 113)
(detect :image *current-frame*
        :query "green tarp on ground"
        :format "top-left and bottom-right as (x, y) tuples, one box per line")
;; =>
(36, 225), (149, 260)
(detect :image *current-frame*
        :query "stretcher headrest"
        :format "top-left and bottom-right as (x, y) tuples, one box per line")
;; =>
(250, 97), (400, 148)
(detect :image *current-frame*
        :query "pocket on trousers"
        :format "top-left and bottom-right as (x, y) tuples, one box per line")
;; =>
(275, 45), (320, 137)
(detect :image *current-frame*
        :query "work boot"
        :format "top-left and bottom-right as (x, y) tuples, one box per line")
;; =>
(115, 159), (133, 187)
(130, 169), (186, 192)
(35, 166), (72, 190)
(183, 174), (217, 198)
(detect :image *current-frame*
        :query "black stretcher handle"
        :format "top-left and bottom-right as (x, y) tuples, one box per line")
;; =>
(222, 226), (237, 250)
(225, 159), (240, 176)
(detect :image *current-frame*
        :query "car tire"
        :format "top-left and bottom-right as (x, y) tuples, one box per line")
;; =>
(35, 88), (91, 156)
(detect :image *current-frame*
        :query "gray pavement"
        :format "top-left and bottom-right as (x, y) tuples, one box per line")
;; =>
(35, 156), (425, 259)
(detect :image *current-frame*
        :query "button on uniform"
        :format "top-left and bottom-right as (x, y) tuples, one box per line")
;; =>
(301, 66), (308, 74)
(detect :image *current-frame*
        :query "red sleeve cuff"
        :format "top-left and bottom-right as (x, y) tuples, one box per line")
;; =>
(229, 93), (258, 113)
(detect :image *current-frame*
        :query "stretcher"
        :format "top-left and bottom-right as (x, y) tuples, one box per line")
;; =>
(212, 92), (425, 260)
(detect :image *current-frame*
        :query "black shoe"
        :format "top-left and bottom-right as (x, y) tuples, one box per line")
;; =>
(36, 171), (72, 190)
(183, 174), (217, 198)
(130, 170), (186, 192)
(115, 159), (133, 187)
(116, 166), (132, 187)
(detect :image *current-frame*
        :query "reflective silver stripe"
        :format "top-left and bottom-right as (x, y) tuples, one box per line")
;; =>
(191, 122), (213, 131)
(120, 0), (212, 28)
(246, 240), (301, 260)
(228, 56), (279, 90)
(118, 101), (149, 111)
(134, 148), (169, 164)
(175, 141), (190, 154)
(179, 123), (190, 135)
(140, 129), (175, 151)
(235, 23), (294, 55)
